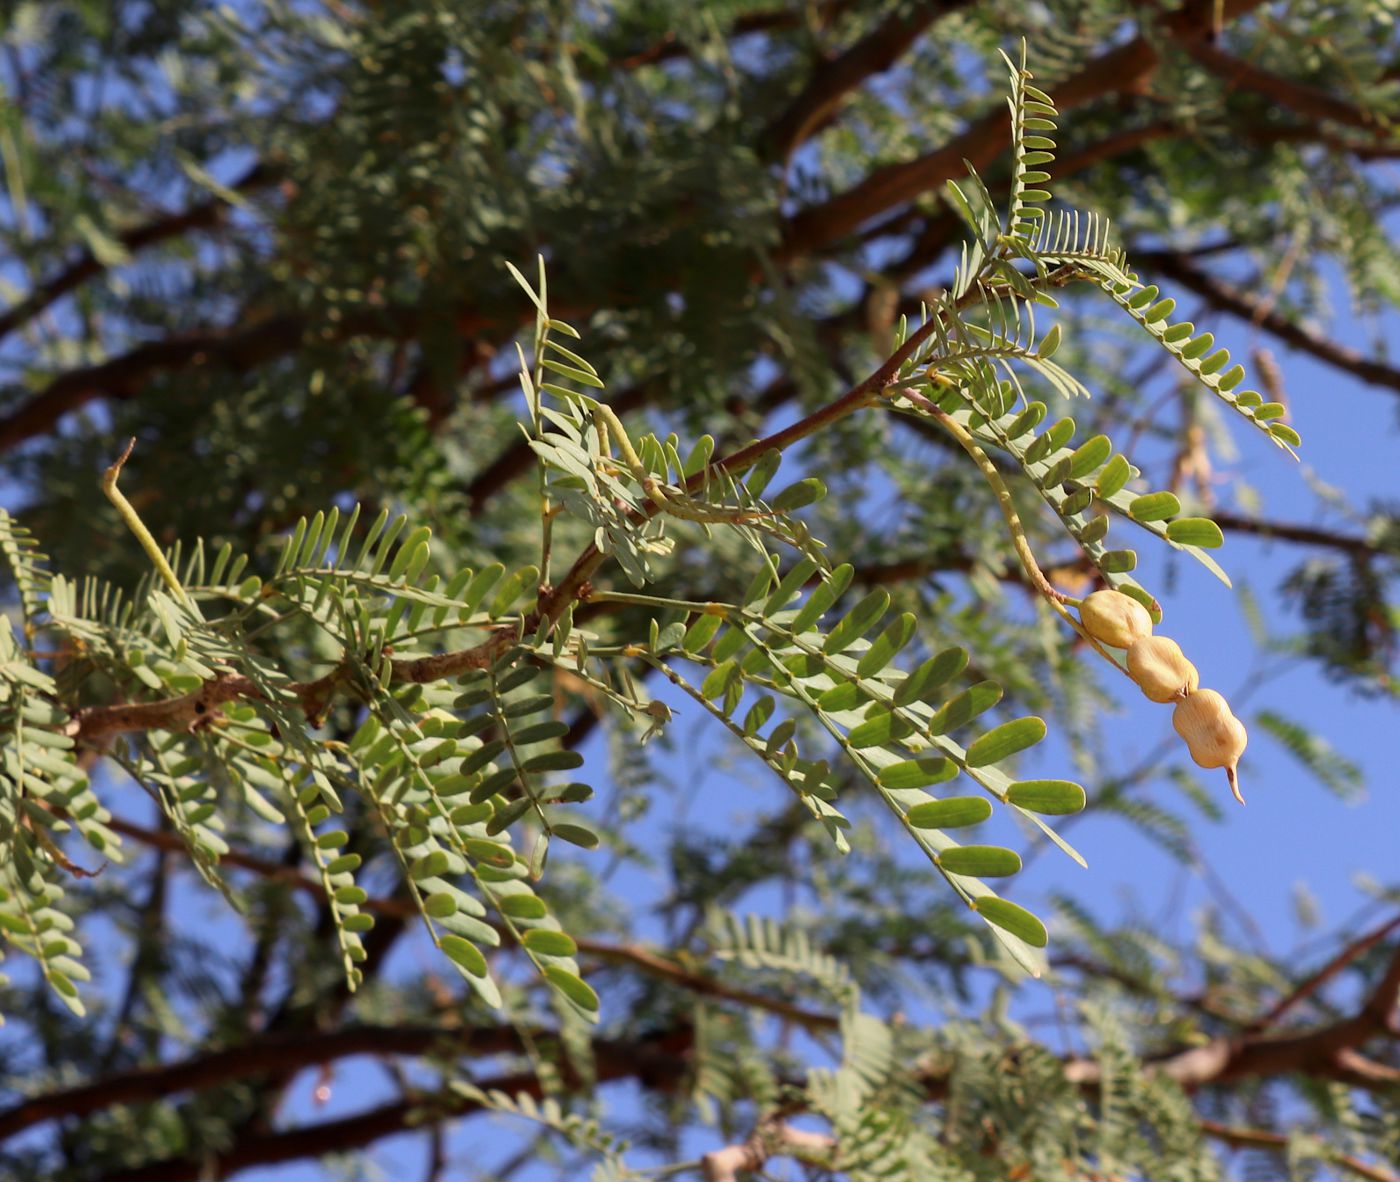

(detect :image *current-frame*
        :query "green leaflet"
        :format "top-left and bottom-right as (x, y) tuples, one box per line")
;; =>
(879, 758), (957, 790)
(893, 647), (968, 706)
(824, 590), (891, 655)
(929, 682), (1003, 735)
(1128, 492), (1181, 523)
(856, 613), (917, 678)
(544, 965), (600, 1012)
(964, 717), (1047, 767)
(1166, 518), (1225, 548)
(975, 897), (1049, 947)
(440, 934), (489, 978)
(906, 797), (992, 828)
(938, 845), (1021, 877)
(1007, 780), (1086, 815)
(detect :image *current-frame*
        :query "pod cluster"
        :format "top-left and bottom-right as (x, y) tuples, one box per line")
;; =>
(1078, 589), (1248, 804)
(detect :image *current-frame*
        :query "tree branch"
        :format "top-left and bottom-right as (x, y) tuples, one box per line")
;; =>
(701, 1121), (835, 1181)
(0, 161), (281, 345)
(0, 315), (305, 453)
(1201, 1120), (1400, 1182)
(83, 1032), (693, 1182)
(1251, 912), (1400, 1032)
(0, 300), (499, 455)
(764, 0), (971, 163)
(1179, 38), (1383, 132)
(1213, 511), (1390, 559)
(1055, 941), (1400, 1094)
(0, 1023), (527, 1139)
(608, 0), (857, 71)
(780, 0), (1265, 255)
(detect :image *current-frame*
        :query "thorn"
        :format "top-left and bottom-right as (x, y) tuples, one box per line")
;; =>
(102, 437), (138, 492)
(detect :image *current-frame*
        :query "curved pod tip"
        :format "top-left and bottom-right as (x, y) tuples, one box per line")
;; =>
(1172, 688), (1248, 806)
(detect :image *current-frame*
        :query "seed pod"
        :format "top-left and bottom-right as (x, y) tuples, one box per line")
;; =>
(1173, 688), (1248, 805)
(1126, 636), (1199, 703)
(1078, 589), (1153, 649)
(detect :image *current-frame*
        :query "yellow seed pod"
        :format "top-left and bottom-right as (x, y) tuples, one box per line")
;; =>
(1172, 688), (1248, 805)
(1078, 589), (1153, 649)
(1126, 636), (1200, 703)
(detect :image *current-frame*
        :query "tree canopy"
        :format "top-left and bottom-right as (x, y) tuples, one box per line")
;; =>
(2, 1), (1400, 1179)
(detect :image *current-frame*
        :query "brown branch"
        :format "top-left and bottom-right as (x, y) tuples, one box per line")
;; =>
(1213, 512), (1390, 559)
(1179, 38), (1384, 132)
(1201, 1120), (1400, 1182)
(86, 1031), (694, 1182)
(578, 940), (838, 1033)
(0, 1023), (526, 1139)
(779, 0), (1265, 255)
(779, 104), (1006, 256)
(609, 1), (857, 71)
(0, 161), (281, 345)
(1135, 250), (1400, 398)
(0, 299), (501, 456)
(0, 315), (305, 453)
(1055, 942), (1400, 1094)
(764, 0), (971, 163)
(66, 625), (513, 745)
(104, 817), (839, 1033)
(702, 1121), (835, 1181)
